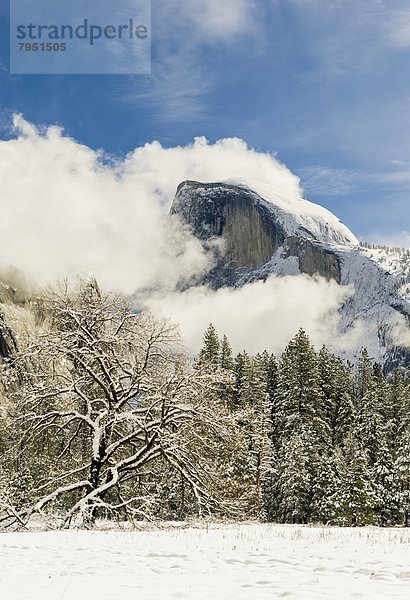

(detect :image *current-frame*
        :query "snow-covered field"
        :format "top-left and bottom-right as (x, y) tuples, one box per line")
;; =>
(1, 524), (409, 599)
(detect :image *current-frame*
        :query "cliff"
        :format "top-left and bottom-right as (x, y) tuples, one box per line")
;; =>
(170, 180), (410, 370)
(171, 181), (348, 286)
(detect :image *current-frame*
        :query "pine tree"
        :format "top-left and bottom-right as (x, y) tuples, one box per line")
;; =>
(378, 370), (410, 526)
(276, 330), (328, 444)
(356, 357), (387, 467)
(198, 323), (220, 368)
(386, 370), (409, 453)
(354, 349), (375, 408)
(373, 441), (400, 526)
(354, 356), (396, 524)
(396, 428), (410, 526)
(260, 351), (279, 426)
(250, 354), (274, 501)
(219, 335), (234, 371)
(333, 432), (377, 526)
(260, 351), (278, 403)
(274, 432), (310, 524)
(318, 346), (355, 448)
(231, 353), (273, 515)
(309, 451), (339, 524)
(233, 351), (252, 407)
(267, 331), (331, 523)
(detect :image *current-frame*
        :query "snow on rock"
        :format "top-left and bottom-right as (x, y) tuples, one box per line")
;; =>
(334, 245), (410, 366)
(237, 178), (359, 247)
(174, 180), (359, 247)
(1, 524), (409, 600)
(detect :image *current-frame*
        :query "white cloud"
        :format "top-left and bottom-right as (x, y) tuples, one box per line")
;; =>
(364, 231), (410, 250)
(271, 0), (391, 79)
(125, 135), (301, 207)
(145, 274), (356, 355)
(127, 51), (212, 122)
(0, 116), (208, 294)
(299, 160), (410, 196)
(129, 0), (259, 121)
(299, 166), (358, 196)
(188, 0), (257, 40)
(387, 6), (410, 48)
(0, 115), (301, 294)
(157, 0), (257, 43)
(299, 163), (410, 197)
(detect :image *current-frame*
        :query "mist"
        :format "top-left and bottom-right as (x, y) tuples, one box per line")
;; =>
(144, 275), (357, 355)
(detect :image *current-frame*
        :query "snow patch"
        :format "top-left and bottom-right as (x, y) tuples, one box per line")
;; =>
(1, 524), (409, 600)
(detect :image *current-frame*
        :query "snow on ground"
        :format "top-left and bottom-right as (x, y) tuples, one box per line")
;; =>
(1, 524), (409, 600)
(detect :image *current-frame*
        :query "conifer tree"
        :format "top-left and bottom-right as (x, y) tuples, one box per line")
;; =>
(396, 428), (410, 526)
(333, 432), (377, 526)
(233, 351), (252, 407)
(260, 351), (278, 402)
(386, 370), (409, 452)
(249, 354), (274, 501)
(267, 331), (330, 523)
(198, 323), (220, 368)
(274, 432), (310, 524)
(318, 346), (355, 448)
(220, 335), (234, 371)
(260, 351), (279, 426)
(197, 328), (236, 409)
(309, 452), (339, 524)
(276, 330), (330, 446)
(373, 441), (400, 526)
(354, 349), (375, 408)
(214, 334), (236, 408)
(231, 352), (273, 514)
(354, 354), (387, 467)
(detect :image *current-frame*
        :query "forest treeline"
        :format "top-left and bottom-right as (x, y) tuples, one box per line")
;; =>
(0, 281), (409, 528)
(198, 323), (410, 527)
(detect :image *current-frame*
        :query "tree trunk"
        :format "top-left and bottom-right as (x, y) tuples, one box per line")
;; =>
(85, 437), (107, 525)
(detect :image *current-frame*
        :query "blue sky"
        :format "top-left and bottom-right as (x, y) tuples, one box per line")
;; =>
(0, 0), (409, 245)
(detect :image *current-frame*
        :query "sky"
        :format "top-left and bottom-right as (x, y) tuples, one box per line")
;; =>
(0, 0), (409, 247)
(0, 0), (409, 356)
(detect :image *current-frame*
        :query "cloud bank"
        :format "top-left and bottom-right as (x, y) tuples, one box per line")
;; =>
(145, 275), (356, 356)
(0, 116), (205, 294)
(0, 115), (399, 357)
(0, 115), (302, 295)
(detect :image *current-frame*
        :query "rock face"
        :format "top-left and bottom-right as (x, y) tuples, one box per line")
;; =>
(285, 237), (342, 283)
(0, 273), (31, 363)
(170, 180), (410, 371)
(171, 181), (344, 286)
(0, 311), (17, 360)
(171, 182), (287, 286)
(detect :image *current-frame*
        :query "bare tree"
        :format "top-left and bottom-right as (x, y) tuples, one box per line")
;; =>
(0, 280), (238, 528)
